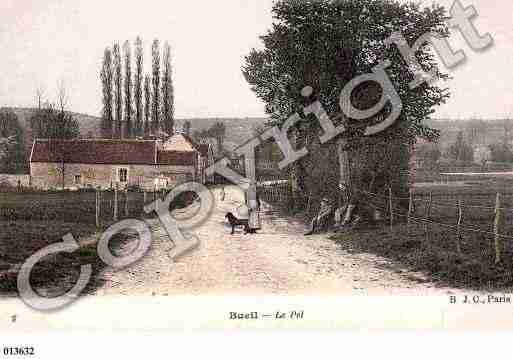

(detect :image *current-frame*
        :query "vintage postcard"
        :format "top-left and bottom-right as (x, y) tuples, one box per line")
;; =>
(1, 0), (513, 353)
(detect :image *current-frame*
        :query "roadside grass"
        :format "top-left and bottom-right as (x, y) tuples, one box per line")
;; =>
(0, 219), (136, 296)
(0, 188), (185, 297)
(331, 222), (513, 291)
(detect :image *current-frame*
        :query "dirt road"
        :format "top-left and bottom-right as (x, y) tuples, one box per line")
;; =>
(96, 186), (459, 296)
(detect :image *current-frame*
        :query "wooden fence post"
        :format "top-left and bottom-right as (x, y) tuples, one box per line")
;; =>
(220, 186), (226, 202)
(98, 189), (101, 224)
(125, 189), (129, 217)
(95, 188), (100, 228)
(494, 193), (502, 264)
(456, 199), (463, 255)
(388, 187), (393, 232)
(424, 192), (432, 235)
(114, 184), (118, 221)
(407, 189), (413, 234)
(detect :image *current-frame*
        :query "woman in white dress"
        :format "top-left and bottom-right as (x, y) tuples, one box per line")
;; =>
(247, 182), (261, 232)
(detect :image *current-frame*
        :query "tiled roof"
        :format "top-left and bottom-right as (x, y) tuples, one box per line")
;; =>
(157, 151), (197, 166)
(30, 139), (196, 167)
(31, 139), (157, 165)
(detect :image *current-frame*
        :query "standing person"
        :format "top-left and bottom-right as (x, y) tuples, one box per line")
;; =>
(220, 185), (226, 202)
(304, 197), (333, 236)
(247, 181), (261, 233)
(334, 182), (349, 229)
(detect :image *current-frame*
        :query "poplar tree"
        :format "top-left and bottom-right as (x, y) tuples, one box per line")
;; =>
(134, 37), (144, 137)
(113, 42), (123, 138)
(144, 74), (151, 136)
(151, 39), (161, 133)
(161, 42), (175, 135)
(100, 47), (113, 138)
(123, 40), (133, 138)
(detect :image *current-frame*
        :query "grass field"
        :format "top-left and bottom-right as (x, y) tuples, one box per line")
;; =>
(0, 190), (146, 224)
(332, 223), (513, 291)
(329, 179), (513, 290)
(0, 190), (151, 295)
(0, 220), (104, 294)
(411, 180), (513, 236)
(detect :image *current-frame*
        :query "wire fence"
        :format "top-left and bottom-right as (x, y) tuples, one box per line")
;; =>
(358, 188), (513, 264)
(257, 179), (293, 206)
(0, 187), (169, 227)
(255, 175), (513, 264)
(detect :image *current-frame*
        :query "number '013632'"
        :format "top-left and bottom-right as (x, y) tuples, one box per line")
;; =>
(2, 347), (35, 356)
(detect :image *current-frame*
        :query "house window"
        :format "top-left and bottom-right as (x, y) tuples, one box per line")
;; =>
(118, 168), (129, 183)
(74, 175), (82, 185)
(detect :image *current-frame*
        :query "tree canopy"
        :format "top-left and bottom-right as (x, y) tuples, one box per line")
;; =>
(29, 106), (80, 140)
(0, 109), (26, 173)
(448, 131), (474, 164)
(192, 122), (227, 152)
(243, 0), (451, 146)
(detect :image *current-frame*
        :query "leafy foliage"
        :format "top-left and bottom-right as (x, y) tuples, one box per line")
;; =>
(242, 0), (451, 145)
(134, 37), (144, 137)
(152, 39), (161, 133)
(192, 122), (227, 153)
(144, 75), (151, 136)
(416, 142), (442, 164)
(182, 120), (192, 136)
(101, 38), (175, 138)
(448, 131), (474, 163)
(489, 143), (513, 163)
(465, 119), (488, 146)
(161, 42), (175, 135)
(100, 47), (114, 138)
(123, 40), (133, 137)
(29, 106), (80, 140)
(113, 43), (123, 138)
(0, 109), (25, 173)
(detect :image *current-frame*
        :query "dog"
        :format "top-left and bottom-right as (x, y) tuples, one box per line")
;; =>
(225, 212), (257, 235)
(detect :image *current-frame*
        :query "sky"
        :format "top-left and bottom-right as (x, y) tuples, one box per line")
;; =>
(0, 0), (511, 120)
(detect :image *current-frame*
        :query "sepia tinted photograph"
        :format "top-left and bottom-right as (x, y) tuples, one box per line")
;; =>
(1, 0), (513, 354)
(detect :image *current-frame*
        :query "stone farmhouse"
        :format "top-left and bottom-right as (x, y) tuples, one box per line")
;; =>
(29, 133), (212, 190)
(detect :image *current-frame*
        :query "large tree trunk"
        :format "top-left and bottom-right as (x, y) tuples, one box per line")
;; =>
(337, 90), (355, 224)
(337, 88), (352, 205)
(337, 137), (355, 225)
(337, 137), (351, 193)
(289, 127), (307, 211)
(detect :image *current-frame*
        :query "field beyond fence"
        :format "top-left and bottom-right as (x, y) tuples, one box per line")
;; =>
(0, 187), (191, 295)
(0, 189), (153, 225)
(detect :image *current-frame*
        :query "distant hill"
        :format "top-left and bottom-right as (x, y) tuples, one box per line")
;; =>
(5, 106), (511, 152)
(2, 107), (269, 159)
(2, 107), (102, 134)
(175, 117), (269, 151)
(5, 106), (511, 155)
(2, 107), (103, 161)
